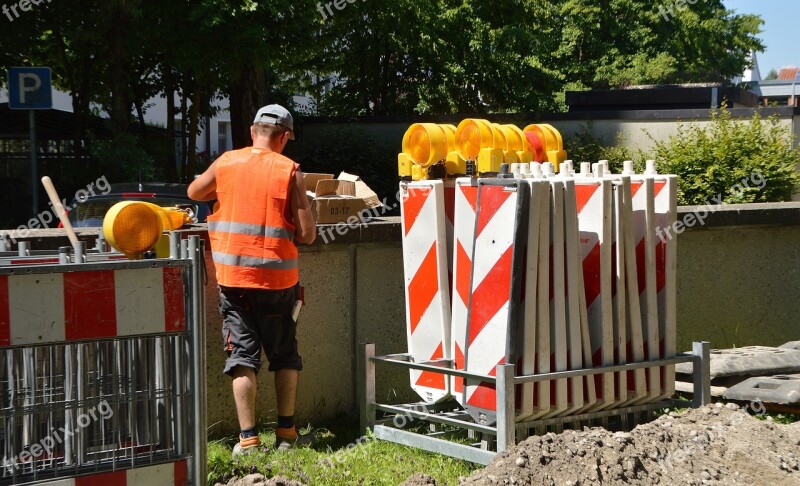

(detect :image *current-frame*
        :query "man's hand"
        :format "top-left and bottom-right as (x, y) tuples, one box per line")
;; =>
(187, 161), (218, 201)
(290, 171), (316, 244)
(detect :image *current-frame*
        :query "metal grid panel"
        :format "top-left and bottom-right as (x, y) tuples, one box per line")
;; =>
(0, 334), (192, 485)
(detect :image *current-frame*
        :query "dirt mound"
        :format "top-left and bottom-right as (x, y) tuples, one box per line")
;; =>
(215, 473), (307, 486)
(459, 404), (800, 485)
(400, 473), (439, 485)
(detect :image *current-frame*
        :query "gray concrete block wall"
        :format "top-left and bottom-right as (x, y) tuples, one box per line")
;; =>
(675, 224), (800, 351)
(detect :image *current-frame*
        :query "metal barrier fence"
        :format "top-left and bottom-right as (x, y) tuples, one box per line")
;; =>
(0, 235), (206, 485)
(360, 342), (712, 465)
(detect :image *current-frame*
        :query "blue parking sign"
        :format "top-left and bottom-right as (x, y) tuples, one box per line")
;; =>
(8, 67), (52, 110)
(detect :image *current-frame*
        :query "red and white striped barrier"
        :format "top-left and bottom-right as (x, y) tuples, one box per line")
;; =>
(44, 460), (188, 486)
(517, 179), (549, 420)
(464, 179), (528, 424)
(609, 178), (647, 405)
(450, 178), (478, 405)
(562, 179), (597, 414)
(544, 180), (569, 418)
(574, 178), (615, 410)
(0, 266), (186, 346)
(400, 181), (452, 403)
(654, 175), (678, 399)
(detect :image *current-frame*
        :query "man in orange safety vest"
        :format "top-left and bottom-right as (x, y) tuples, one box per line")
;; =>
(188, 104), (316, 454)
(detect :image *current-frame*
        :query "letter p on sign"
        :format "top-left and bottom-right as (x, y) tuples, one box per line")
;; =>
(8, 67), (52, 110)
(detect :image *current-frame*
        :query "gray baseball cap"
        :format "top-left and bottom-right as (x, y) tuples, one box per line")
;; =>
(253, 104), (295, 140)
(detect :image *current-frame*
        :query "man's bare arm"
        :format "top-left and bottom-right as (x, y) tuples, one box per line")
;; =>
(290, 170), (316, 244)
(187, 161), (218, 201)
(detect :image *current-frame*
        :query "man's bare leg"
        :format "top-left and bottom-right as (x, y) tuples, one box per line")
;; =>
(275, 369), (298, 417)
(232, 367), (258, 430)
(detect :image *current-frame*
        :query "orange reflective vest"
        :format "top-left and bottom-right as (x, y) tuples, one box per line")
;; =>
(207, 147), (299, 290)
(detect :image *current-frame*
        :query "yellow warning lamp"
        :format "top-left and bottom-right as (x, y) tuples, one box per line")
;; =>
(490, 123), (517, 163)
(401, 123), (448, 174)
(399, 123), (453, 180)
(523, 125), (547, 162)
(103, 201), (163, 259)
(140, 202), (190, 231)
(524, 124), (567, 171)
(456, 119), (504, 174)
(502, 125), (533, 163)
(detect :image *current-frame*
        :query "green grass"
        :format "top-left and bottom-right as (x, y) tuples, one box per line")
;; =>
(206, 417), (480, 485)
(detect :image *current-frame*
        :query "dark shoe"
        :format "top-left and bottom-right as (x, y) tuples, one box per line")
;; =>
(275, 426), (312, 450)
(232, 434), (260, 456)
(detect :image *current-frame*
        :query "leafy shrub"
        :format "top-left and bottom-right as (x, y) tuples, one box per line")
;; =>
(565, 108), (800, 205)
(653, 106), (800, 205)
(565, 123), (640, 174)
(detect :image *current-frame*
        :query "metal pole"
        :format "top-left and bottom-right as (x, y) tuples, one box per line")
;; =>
(692, 341), (711, 408)
(169, 232), (180, 259)
(74, 241), (85, 263)
(359, 343), (376, 435)
(58, 246), (70, 265)
(30, 110), (38, 217)
(18, 241), (29, 257)
(188, 236), (207, 485)
(496, 364), (516, 453)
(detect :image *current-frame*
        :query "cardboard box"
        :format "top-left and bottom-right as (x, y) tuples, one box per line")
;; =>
(303, 172), (383, 224)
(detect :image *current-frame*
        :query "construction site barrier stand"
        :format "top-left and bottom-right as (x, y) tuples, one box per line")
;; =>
(0, 234), (206, 485)
(359, 341), (711, 466)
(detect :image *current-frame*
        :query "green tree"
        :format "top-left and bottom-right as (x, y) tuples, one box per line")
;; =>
(764, 69), (779, 81)
(553, 0), (764, 90)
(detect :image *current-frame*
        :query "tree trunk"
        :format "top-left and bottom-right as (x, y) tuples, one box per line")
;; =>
(186, 81), (201, 180)
(229, 66), (268, 149)
(165, 67), (177, 182)
(180, 92), (188, 182)
(109, 1), (131, 133)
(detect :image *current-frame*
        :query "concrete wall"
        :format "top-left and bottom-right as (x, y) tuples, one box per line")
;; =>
(295, 107), (800, 157)
(200, 203), (800, 434)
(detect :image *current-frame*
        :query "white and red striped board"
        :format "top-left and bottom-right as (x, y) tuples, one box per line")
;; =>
(541, 180), (570, 418)
(464, 178), (529, 425)
(562, 179), (597, 414)
(527, 179), (553, 420)
(450, 178), (478, 405)
(400, 181), (452, 403)
(516, 179), (549, 420)
(628, 176), (661, 402)
(41, 460), (188, 485)
(574, 178), (615, 410)
(609, 178), (647, 406)
(654, 175), (678, 399)
(610, 181), (629, 405)
(0, 266), (186, 347)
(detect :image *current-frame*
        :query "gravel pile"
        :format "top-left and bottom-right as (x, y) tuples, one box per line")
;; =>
(458, 403), (800, 485)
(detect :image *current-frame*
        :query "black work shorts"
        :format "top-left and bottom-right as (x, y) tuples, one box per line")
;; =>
(219, 283), (303, 375)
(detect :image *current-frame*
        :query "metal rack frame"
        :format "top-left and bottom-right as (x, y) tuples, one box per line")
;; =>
(359, 341), (711, 465)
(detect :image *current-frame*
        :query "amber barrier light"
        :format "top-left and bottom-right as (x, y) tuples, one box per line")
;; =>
(103, 201), (163, 259)
(140, 202), (190, 230)
(402, 123), (449, 167)
(455, 118), (494, 160)
(439, 124), (458, 153)
(523, 125), (548, 162)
